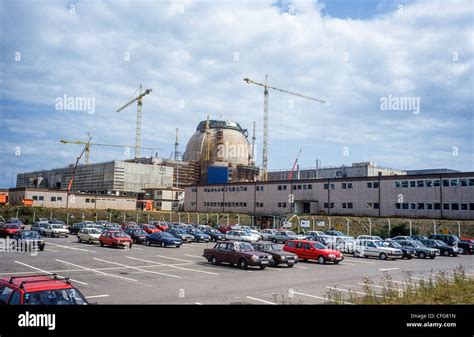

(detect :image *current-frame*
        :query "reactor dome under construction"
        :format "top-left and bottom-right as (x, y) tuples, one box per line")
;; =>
(183, 119), (259, 184)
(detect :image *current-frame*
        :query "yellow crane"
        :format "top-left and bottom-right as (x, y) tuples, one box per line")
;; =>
(116, 85), (153, 160)
(60, 139), (162, 164)
(244, 75), (325, 180)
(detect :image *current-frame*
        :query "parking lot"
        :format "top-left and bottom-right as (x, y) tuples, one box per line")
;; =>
(2, 236), (473, 305)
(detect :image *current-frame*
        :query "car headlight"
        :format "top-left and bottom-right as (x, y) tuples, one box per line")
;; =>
(281, 256), (286, 260)
(251, 255), (259, 261)
(328, 254), (335, 259)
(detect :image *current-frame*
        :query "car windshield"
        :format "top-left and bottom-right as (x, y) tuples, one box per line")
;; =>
(6, 224), (20, 229)
(312, 241), (327, 249)
(88, 229), (101, 234)
(286, 231), (296, 236)
(111, 232), (128, 238)
(234, 242), (254, 252)
(413, 241), (426, 248)
(373, 241), (385, 247)
(434, 240), (446, 246)
(24, 288), (87, 305)
(160, 233), (174, 238)
(208, 229), (220, 234)
(52, 225), (64, 229)
(387, 240), (401, 248)
(23, 231), (40, 239)
(265, 244), (282, 251)
(132, 229), (147, 235)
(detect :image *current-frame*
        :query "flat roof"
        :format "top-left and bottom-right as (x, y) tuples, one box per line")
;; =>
(186, 171), (474, 188)
(8, 188), (136, 199)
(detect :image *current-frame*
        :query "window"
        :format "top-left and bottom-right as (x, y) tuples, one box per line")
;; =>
(347, 183), (352, 189)
(366, 203), (373, 209)
(85, 198), (90, 203)
(394, 181), (401, 188)
(257, 186), (264, 191)
(459, 179), (467, 187)
(410, 203), (416, 210)
(450, 179), (458, 187)
(296, 242), (303, 249)
(433, 180), (440, 187)
(442, 180), (449, 187)
(342, 203), (347, 209)
(342, 183), (347, 189)
(304, 243), (312, 250)
(374, 203), (379, 209)
(57, 197), (62, 201)
(297, 185), (302, 190)
(451, 203), (459, 210)
(367, 182), (373, 188)
(373, 182), (379, 188)
(395, 203), (401, 209)
(324, 184), (329, 189)
(460, 203), (468, 211)
(8, 291), (20, 305)
(286, 241), (295, 248)
(426, 203), (433, 210)
(469, 179), (474, 186)
(51, 197), (56, 202)
(303, 184), (307, 190)
(32, 196), (38, 201)
(425, 180), (433, 187)
(38, 196), (44, 201)
(278, 202), (282, 207)
(0, 286), (13, 303)
(417, 203), (424, 210)
(278, 185), (282, 190)
(434, 203), (441, 210)
(410, 181), (416, 188)
(443, 203), (450, 210)
(470, 203), (474, 211)
(401, 181), (408, 188)
(348, 203), (353, 209)
(417, 180), (424, 188)
(402, 203), (409, 210)
(308, 184), (312, 190)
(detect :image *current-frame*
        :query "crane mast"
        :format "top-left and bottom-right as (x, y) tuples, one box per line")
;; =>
(244, 75), (324, 181)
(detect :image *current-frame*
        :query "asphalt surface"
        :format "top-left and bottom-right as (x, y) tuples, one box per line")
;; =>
(1, 236), (473, 304)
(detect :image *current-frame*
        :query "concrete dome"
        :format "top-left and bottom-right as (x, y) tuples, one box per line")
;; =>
(183, 120), (251, 166)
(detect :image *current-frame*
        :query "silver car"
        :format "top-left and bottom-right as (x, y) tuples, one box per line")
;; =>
(353, 239), (403, 260)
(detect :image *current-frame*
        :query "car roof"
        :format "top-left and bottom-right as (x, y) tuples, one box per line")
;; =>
(1, 274), (74, 292)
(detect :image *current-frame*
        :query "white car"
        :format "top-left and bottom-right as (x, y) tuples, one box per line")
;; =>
(42, 224), (69, 238)
(225, 230), (259, 243)
(77, 228), (102, 243)
(260, 229), (278, 241)
(356, 235), (383, 241)
(353, 239), (403, 260)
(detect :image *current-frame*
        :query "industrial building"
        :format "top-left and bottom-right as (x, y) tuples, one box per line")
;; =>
(8, 188), (137, 210)
(184, 172), (474, 220)
(139, 187), (184, 211)
(268, 162), (406, 181)
(16, 160), (174, 196)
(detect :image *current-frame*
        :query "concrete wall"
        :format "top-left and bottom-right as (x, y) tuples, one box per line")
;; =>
(184, 173), (474, 220)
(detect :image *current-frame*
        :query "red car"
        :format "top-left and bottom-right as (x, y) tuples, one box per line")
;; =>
(283, 239), (344, 264)
(0, 274), (88, 305)
(99, 230), (133, 249)
(461, 237), (474, 244)
(0, 223), (23, 237)
(121, 221), (138, 230)
(139, 224), (161, 234)
(150, 221), (169, 231)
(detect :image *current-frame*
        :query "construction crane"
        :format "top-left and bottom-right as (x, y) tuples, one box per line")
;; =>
(60, 139), (162, 164)
(288, 149), (302, 180)
(65, 137), (91, 209)
(244, 75), (325, 180)
(116, 85), (153, 160)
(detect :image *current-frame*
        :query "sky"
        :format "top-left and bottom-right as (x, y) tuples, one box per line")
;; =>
(0, 0), (473, 187)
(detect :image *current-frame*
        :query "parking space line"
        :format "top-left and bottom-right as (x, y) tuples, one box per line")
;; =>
(292, 291), (337, 303)
(184, 254), (203, 259)
(155, 255), (194, 263)
(14, 260), (88, 286)
(339, 262), (355, 266)
(44, 248), (59, 253)
(132, 247), (144, 251)
(45, 242), (95, 253)
(326, 286), (387, 298)
(294, 265), (308, 269)
(127, 256), (219, 276)
(410, 276), (432, 282)
(85, 294), (109, 299)
(56, 259), (138, 282)
(357, 282), (401, 291)
(380, 268), (400, 271)
(344, 257), (375, 264)
(93, 258), (181, 279)
(246, 296), (275, 305)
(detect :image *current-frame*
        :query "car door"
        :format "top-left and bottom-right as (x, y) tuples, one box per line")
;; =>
(225, 243), (240, 264)
(303, 242), (314, 260)
(295, 241), (305, 258)
(365, 241), (377, 257)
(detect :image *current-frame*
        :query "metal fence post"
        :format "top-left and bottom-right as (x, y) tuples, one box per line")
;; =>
(109, 212), (112, 223)
(96, 213), (98, 223)
(409, 219), (412, 236)
(388, 218), (391, 237)
(147, 213), (150, 223)
(197, 213), (200, 224)
(206, 213), (209, 224)
(33, 210), (36, 222)
(123, 212), (125, 223)
(346, 217), (350, 236)
(433, 220), (436, 234)
(226, 214), (229, 225)
(66, 212), (69, 226)
(237, 214), (240, 224)
(457, 220), (461, 237)
(368, 218), (372, 236)
(187, 213), (190, 223)
(312, 217), (315, 231)
(216, 213), (219, 226)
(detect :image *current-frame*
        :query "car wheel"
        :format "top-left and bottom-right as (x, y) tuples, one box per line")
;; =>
(161, 241), (165, 248)
(287, 264), (294, 268)
(100, 241), (104, 247)
(238, 258), (248, 270)
(112, 243), (116, 249)
(129, 244), (133, 249)
(429, 255), (435, 259)
(443, 250), (450, 256)
(318, 256), (325, 264)
(88, 239), (93, 244)
(77, 237), (81, 243)
(209, 256), (218, 265)
(65, 235), (68, 238)
(418, 252), (426, 259)
(259, 265), (266, 270)
(272, 238), (277, 243)
(146, 240), (151, 246)
(39, 246), (44, 251)
(333, 260), (340, 265)
(379, 253), (387, 260)
(407, 256), (412, 259)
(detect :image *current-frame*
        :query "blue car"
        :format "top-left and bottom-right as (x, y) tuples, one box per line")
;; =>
(185, 229), (211, 242)
(145, 232), (182, 247)
(202, 228), (225, 242)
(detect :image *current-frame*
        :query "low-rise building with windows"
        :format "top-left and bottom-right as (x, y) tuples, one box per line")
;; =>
(184, 172), (474, 219)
